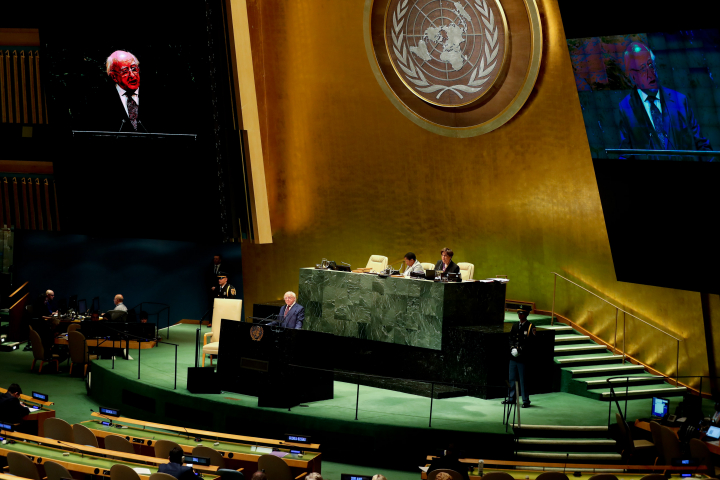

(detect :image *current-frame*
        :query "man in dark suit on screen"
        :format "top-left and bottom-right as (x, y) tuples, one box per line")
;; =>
(96, 50), (147, 132)
(618, 42), (713, 161)
(268, 291), (305, 329)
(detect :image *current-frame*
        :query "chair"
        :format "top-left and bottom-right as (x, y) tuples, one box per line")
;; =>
(44, 417), (75, 443)
(536, 473), (570, 480)
(258, 454), (294, 480)
(68, 330), (97, 376)
(111, 464), (141, 480)
(588, 475), (618, 480)
(28, 327), (60, 373)
(203, 298), (243, 367)
(193, 446), (226, 468)
(6, 452), (41, 480)
(479, 473), (514, 480)
(428, 469), (465, 480)
(105, 434), (136, 454)
(44, 460), (74, 480)
(421, 262), (435, 271)
(150, 473), (178, 480)
(659, 424), (682, 465)
(217, 469), (245, 480)
(457, 262), (475, 281)
(73, 422), (99, 447)
(649, 421), (664, 464)
(67, 323), (81, 333)
(365, 255), (388, 273)
(615, 413), (654, 461)
(689, 438), (720, 476)
(154, 439), (182, 460)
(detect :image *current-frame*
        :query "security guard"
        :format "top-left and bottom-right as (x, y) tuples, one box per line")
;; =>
(215, 271), (237, 299)
(502, 304), (536, 408)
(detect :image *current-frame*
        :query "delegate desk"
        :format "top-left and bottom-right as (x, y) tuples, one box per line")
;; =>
(635, 419), (720, 455)
(298, 268), (506, 350)
(0, 388), (55, 437)
(83, 413), (321, 476)
(0, 430), (220, 479)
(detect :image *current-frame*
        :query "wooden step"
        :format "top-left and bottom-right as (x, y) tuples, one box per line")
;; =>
(518, 438), (615, 446)
(554, 334), (592, 344)
(513, 424), (608, 432)
(554, 344), (608, 354)
(556, 354), (625, 365)
(564, 364), (646, 377)
(591, 385), (687, 399)
(581, 374), (664, 387)
(538, 325), (573, 332)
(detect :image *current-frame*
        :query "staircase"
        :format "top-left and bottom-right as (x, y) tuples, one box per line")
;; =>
(504, 310), (686, 464)
(504, 312), (687, 401)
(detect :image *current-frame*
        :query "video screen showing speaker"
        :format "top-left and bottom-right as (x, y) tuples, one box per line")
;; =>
(568, 29), (720, 161)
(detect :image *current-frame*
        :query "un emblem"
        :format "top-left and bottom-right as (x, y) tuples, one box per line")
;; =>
(365, 0), (542, 136)
(250, 325), (264, 342)
(386, 0), (507, 107)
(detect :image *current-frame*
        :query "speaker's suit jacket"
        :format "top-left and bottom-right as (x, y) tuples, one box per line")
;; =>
(434, 260), (460, 275)
(618, 86), (713, 161)
(269, 304), (305, 330)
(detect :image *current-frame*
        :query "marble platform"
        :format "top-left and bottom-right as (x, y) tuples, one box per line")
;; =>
(298, 268), (506, 350)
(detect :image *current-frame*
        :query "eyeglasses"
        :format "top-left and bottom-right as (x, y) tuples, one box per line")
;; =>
(630, 62), (656, 77)
(117, 65), (139, 76)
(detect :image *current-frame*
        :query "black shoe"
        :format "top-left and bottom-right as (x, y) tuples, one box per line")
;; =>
(522, 402), (531, 408)
(501, 399), (515, 405)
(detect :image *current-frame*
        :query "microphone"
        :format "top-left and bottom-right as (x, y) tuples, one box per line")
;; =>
(56, 440), (83, 458)
(563, 453), (568, 475)
(90, 409), (119, 428)
(138, 120), (150, 133)
(340, 261), (351, 266)
(118, 119), (126, 132)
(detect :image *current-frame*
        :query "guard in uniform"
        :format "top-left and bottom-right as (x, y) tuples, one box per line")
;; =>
(502, 304), (536, 408)
(215, 271), (237, 299)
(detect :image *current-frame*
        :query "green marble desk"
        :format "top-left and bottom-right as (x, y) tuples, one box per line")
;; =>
(298, 268), (506, 350)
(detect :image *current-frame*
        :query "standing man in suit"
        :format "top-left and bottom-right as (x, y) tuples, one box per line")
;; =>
(618, 42), (713, 161)
(269, 292), (305, 329)
(502, 305), (536, 408)
(215, 272), (237, 299)
(158, 447), (196, 480)
(104, 50), (146, 132)
(434, 248), (460, 275)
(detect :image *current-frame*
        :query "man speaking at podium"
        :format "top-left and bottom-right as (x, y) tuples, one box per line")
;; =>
(103, 50), (145, 132)
(268, 291), (305, 329)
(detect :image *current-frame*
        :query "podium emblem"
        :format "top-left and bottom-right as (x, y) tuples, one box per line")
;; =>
(250, 325), (264, 341)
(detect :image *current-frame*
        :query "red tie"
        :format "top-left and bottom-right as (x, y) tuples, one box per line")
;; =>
(285, 306), (290, 317)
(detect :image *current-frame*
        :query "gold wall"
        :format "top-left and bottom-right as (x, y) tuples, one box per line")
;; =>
(240, 0), (709, 384)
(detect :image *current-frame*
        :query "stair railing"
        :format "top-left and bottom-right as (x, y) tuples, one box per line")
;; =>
(551, 272), (683, 386)
(606, 375), (719, 428)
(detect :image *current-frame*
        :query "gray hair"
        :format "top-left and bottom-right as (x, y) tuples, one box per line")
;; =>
(372, 476), (387, 480)
(284, 291), (297, 299)
(305, 474), (323, 480)
(106, 50), (140, 75)
(623, 42), (656, 76)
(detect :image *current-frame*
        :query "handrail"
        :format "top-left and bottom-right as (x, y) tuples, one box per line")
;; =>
(550, 272), (681, 340)
(551, 272), (682, 386)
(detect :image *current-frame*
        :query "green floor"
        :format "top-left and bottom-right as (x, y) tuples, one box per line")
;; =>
(0, 323), (712, 480)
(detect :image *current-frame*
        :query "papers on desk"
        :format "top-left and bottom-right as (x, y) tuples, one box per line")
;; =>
(419, 467), (429, 473)
(251, 446), (274, 454)
(271, 451), (289, 458)
(132, 468), (152, 475)
(480, 278), (509, 283)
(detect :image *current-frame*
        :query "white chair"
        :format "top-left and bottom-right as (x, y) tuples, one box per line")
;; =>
(457, 262), (475, 280)
(366, 255), (388, 273)
(421, 262), (435, 271)
(203, 298), (243, 367)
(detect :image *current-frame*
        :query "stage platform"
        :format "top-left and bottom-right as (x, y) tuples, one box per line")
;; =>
(84, 323), (698, 469)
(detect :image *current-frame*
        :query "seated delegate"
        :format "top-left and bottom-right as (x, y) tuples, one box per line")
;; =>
(0, 383), (31, 424)
(434, 247), (460, 275)
(402, 252), (425, 278)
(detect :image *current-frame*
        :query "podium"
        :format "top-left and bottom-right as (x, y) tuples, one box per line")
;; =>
(216, 320), (334, 408)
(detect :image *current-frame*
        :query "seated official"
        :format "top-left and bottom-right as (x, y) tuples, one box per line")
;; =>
(139, 311), (149, 323)
(434, 248), (460, 275)
(215, 271), (238, 299)
(159, 447), (197, 480)
(427, 443), (470, 480)
(402, 252), (425, 278)
(268, 291), (305, 329)
(113, 294), (128, 311)
(0, 384), (31, 423)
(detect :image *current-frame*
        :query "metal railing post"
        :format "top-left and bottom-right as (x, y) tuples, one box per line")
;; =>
(550, 272), (557, 327)
(355, 375), (360, 421)
(174, 344), (178, 390)
(515, 381), (521, 428)
(676, 340), (680, 387)
(614, 308), (618, 354)
(623, 312), (626, 364)
(138, 341), (141, 379)
(429, 383), (434, 427)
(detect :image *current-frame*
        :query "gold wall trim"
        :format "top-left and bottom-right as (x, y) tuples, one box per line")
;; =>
(228, 0), (273, 244)
(364, 0), (542, 137)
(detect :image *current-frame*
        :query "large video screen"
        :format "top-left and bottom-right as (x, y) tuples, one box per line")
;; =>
(568, 30), (720, 161)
